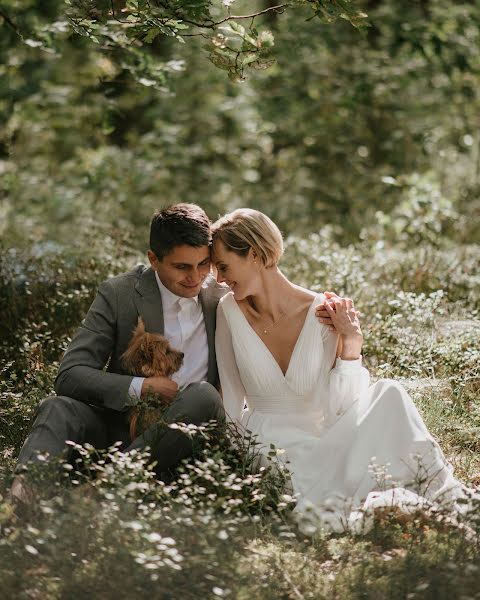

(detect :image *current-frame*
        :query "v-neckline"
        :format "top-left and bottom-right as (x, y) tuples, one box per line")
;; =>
(231, 294), (318, 379)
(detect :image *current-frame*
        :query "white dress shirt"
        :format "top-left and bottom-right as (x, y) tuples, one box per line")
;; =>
(128, 272), (209, 399)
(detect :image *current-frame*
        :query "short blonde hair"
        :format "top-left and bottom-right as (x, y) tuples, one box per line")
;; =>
(212, 208), (284, 268)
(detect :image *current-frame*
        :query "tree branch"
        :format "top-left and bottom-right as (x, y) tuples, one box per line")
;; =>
(148, 1), (287, 30)
(214, 3), (287, 26)
(0, 5), (22, 37)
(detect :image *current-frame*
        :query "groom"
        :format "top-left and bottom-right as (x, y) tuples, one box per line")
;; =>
(12, 203), (227, 501)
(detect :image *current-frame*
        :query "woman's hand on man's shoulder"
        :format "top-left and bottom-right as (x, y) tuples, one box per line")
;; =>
(315, 291), (362, 338)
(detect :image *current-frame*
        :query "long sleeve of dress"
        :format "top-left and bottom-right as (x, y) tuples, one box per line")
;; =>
(215, 301), (247, 425)
(315, 325), (370, 427)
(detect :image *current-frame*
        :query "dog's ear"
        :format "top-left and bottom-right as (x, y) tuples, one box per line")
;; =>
(144, 332), (161, 354)
(141, 332), (154, 355)
(136, 316), (145, 334)
(121, 335), (143, 374)
(121, 319), (148, 374)
(138, 334), (166, 377)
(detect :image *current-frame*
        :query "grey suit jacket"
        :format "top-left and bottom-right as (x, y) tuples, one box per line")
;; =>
(55, 265), (228, 412)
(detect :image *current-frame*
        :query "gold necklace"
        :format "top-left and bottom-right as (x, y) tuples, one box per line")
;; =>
(257, 306), (289, 335)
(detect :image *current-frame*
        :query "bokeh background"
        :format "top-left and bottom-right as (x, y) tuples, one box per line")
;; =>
(2, 0), (480, 246)
(1, 3), (480, 597)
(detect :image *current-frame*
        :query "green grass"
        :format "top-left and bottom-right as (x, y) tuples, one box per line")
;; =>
(1, 235), (479, 599)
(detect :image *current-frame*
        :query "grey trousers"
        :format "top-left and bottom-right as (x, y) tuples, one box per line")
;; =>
(15, 382), (225, 476)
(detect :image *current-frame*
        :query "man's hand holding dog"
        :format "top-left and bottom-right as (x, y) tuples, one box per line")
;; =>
(141, 376), (178, 401)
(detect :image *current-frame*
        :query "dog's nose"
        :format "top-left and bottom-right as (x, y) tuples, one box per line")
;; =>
(179, 352), (184, 359)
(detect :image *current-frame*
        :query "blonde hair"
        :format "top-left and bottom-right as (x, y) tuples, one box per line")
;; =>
(212, 208), (284, 268)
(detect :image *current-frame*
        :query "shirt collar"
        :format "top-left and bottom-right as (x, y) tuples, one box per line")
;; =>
(155, 271), (199, 307)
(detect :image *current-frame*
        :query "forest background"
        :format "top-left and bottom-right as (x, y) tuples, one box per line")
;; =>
(1, 1), (480, 598)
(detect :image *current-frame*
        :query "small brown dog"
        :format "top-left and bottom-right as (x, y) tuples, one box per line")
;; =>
(121, 318), (184, 441)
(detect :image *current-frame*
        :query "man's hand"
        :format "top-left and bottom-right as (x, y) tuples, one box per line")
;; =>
(141, 376), (178, 401)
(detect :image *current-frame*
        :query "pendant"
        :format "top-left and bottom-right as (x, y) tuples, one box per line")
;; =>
(263, 329), (268, 334)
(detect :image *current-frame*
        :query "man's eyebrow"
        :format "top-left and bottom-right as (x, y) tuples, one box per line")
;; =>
(172, 258), (210, 267)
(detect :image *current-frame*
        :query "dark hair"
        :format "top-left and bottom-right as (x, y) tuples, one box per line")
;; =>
(150, 203), (211, 259)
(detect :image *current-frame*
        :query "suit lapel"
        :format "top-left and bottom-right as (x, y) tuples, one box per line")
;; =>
(199, 285), (217, 385)
(133, 268), (165, 334)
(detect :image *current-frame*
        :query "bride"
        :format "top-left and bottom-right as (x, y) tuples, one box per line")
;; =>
(212, 208), (470, 531)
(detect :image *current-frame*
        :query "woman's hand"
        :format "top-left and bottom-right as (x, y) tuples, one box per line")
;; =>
(315, 291), (363, 339)
(316, 292), (363, 359)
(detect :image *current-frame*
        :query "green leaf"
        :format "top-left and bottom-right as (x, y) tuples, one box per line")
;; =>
(251, 58), (276, 70)
(144, 28), (160, 43)
(229, 21), (246, 36)
(241, 52), (260, 67)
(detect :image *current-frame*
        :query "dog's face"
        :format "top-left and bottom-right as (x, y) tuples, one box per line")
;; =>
(121, 319), (184, 378)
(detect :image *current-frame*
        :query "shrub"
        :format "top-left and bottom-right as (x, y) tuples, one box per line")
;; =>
(1, 230), (479, 599)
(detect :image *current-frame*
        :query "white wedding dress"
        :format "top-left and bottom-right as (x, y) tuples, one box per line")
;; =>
(216, 291), (469, 532)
